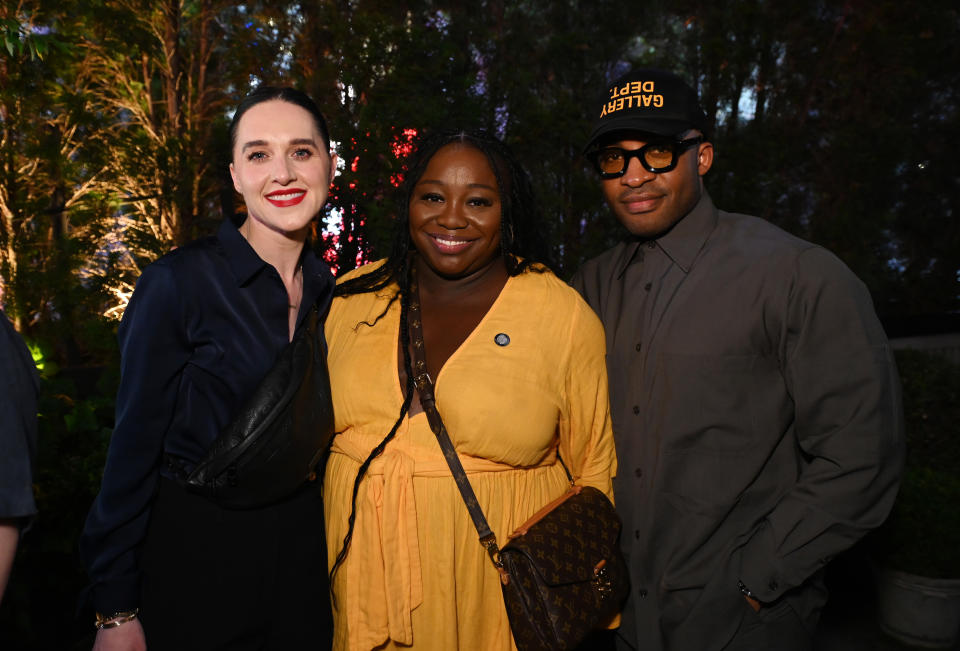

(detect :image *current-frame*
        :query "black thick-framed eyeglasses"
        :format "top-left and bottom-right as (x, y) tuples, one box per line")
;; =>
(590, 136), (703, 177)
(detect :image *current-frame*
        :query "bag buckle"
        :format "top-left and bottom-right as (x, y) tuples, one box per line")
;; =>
(480, 534), (511, 585)
(413, 371), (432, 394)
(480, 534), (502, 567)
(593, 559), (612, 599)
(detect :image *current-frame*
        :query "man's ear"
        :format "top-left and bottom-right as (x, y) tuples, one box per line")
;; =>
(697, 141), (714, 176)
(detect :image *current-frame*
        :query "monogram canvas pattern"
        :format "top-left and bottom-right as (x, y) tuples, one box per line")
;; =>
(500, 486), (629, 650)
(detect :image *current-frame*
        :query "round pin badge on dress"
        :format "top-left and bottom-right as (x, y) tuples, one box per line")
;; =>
(494, 333), (510, 347)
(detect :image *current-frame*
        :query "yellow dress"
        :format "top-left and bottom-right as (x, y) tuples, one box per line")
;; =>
(324, 262), (617, 650)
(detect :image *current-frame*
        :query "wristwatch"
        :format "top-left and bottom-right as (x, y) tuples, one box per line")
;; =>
(737, 580), (763, 612)
(737, 580), (758, 600)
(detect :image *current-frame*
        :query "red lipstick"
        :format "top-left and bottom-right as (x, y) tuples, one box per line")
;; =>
(265, 189), (307, 207)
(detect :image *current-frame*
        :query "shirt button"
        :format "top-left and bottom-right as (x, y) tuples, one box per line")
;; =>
(632, 405), (640, 415)
(646, 242), (655, 249)
(639, 589), (648, 598)
(635, 343), (642, 352)
(769, 579), (779, 591)
(644, 282), (652, 291)
(634, 467), (643, 478)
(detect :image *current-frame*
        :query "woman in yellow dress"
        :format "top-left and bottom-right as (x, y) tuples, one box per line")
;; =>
(324, 129), (617, 650)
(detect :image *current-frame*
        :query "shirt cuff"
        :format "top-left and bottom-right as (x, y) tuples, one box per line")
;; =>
(90, 574), (141, 615)
(739, 520), (786, 603)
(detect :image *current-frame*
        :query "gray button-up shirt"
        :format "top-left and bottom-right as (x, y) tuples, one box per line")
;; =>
(572, 192), (904, 651)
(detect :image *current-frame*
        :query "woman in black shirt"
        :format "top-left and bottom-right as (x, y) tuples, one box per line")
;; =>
(81, 86), (337, 651)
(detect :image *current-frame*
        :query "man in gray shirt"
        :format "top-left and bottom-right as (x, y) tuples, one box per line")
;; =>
(572, 68), (904, 651)
(0, 309), (39, 605)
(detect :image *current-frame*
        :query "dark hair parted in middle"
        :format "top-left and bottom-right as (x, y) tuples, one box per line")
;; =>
(228, 85), (332, 159)
(328, 128), (552, 582)
(334, 128), (554, 301)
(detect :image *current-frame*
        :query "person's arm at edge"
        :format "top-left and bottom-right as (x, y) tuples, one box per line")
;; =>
(0, 520), (18, 605)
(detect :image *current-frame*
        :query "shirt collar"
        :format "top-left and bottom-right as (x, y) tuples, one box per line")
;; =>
(219, 217), (270, 286)
(218, 217), (334, 312)
(615, 191), (718, 278)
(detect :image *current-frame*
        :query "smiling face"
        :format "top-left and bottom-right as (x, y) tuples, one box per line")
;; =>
(600, 132), (713, 238)
(408, 143), (504, 280)
(229, 99), (336, 239)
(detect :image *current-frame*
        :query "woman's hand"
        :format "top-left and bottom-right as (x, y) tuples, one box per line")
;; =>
(92, 618), (146, 651)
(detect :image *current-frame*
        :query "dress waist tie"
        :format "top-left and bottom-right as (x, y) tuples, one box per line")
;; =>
(332, 435), (555, 649)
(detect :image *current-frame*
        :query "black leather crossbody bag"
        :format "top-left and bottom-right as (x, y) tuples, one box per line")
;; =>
(181, 302), (335, 509)
(406, 275), (629, 650)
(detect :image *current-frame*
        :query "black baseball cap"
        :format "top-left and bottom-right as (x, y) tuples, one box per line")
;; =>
(584, 68), (709, 151)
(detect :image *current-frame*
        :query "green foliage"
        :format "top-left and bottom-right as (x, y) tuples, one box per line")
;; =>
(895, 349), (960, 473)
(877, 466), (960, 579)
(4, 0), (958, 305)
(637, 0), (960, 317)
(1, 15), (67, 60)
(872, 350), (960, 578)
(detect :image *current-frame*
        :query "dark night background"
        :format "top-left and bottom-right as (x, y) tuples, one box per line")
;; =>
(1, 1), (958, 648)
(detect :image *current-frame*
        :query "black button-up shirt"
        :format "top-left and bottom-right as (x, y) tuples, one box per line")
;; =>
(80, 218), (334, 613)
(573, 192), (904, 651)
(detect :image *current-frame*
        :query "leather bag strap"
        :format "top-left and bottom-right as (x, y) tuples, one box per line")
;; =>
(407, 270), (504, 569)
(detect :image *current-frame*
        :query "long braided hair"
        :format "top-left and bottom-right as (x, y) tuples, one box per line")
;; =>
(329, 129), (553, 583)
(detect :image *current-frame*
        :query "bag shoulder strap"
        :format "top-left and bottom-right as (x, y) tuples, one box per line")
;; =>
(407, 271), (504, 571)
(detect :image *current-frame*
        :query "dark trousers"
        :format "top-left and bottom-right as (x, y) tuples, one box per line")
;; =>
(139, 477), (332, 651)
